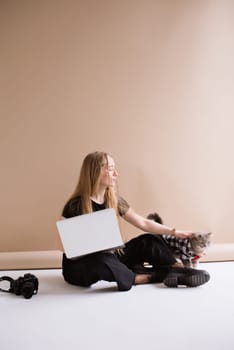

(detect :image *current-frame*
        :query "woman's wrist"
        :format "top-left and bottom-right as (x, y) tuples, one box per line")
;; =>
(169, 227), (176, 236)
(162, 226), (176, 236)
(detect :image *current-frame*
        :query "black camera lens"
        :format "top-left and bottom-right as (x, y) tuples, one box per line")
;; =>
(21, 282), (35, 299)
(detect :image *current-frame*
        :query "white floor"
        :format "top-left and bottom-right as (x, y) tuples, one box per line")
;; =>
(1, 262), (234, 350)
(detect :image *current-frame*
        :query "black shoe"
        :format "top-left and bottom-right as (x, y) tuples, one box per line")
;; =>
(163, 267), (210, 288)
(148, 267), (171, 283)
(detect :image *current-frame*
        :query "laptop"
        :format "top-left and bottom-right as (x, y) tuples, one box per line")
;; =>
(56, 208), (124, 259)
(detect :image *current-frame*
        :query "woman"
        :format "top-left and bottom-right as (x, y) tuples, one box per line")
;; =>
(58, 151), (210, 291)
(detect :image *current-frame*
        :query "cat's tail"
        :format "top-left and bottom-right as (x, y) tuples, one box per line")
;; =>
(147, 212), (163, 224)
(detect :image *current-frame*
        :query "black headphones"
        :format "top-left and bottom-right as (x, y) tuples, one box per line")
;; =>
(0, 273), (39, 299)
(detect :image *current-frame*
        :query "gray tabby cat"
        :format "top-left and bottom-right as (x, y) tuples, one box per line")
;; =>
(147, 212), (212, 268)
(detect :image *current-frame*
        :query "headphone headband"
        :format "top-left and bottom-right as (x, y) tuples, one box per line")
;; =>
(0, 276), (14, 293)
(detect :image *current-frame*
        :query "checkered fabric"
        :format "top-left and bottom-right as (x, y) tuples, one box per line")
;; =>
(162, 235), (196, 263)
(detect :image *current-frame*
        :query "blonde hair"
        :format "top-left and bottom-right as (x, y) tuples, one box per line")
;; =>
(66, 151), (118, 215)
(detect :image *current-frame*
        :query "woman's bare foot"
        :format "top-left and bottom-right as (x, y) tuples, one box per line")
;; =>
(134, 274), (151, 284)
(172, 261), (184, 268)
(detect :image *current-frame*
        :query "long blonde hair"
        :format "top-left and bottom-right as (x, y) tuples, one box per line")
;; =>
(65, 151), (118, 215)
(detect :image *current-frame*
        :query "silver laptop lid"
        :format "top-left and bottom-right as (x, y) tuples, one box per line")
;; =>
(56, 208), (124, 258)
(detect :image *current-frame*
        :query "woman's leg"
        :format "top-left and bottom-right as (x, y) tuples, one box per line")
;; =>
(119, 233), (177, 270)
(62, 252), (136, 291)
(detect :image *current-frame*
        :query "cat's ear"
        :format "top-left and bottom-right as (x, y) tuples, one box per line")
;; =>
(202, 232), (212, 241)
(191, 232), (201, 238)
(207, 232), (213, 238)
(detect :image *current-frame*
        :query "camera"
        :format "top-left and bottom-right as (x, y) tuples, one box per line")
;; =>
(0, 273), (39, 299)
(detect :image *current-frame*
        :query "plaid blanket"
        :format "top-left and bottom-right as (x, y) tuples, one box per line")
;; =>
(162, 235), (198, 263)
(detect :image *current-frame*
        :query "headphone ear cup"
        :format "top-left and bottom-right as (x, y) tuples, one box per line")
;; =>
(13, 277), (22, 296)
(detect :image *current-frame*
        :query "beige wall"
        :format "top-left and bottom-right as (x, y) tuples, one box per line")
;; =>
(1, 0), (234, 252)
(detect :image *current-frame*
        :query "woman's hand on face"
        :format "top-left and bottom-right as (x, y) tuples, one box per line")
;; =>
(173, 230), (193, 239)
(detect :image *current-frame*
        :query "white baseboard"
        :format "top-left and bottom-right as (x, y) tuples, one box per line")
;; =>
(0, 244), (234, 270)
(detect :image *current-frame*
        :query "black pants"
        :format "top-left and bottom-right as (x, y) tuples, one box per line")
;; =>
(62, 233), (176, 291)
(62, 252), (135, 291)
(119, 233), (176, 269)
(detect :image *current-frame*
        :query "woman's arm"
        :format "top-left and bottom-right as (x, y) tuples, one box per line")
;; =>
(123, 207), (192, 238)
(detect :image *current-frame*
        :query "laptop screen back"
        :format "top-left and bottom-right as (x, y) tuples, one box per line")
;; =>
(56, 208), (124, 258)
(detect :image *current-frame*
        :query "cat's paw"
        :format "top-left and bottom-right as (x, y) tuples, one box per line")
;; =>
(172, 261), (184, 268)
(192, 261), (199, 269)
(182, 261), (193, 268)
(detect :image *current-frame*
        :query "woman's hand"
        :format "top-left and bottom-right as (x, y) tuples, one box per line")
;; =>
(173, 229), (193, 239)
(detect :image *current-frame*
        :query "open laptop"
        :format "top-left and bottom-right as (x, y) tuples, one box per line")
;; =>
(56, 208), (124, 259)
